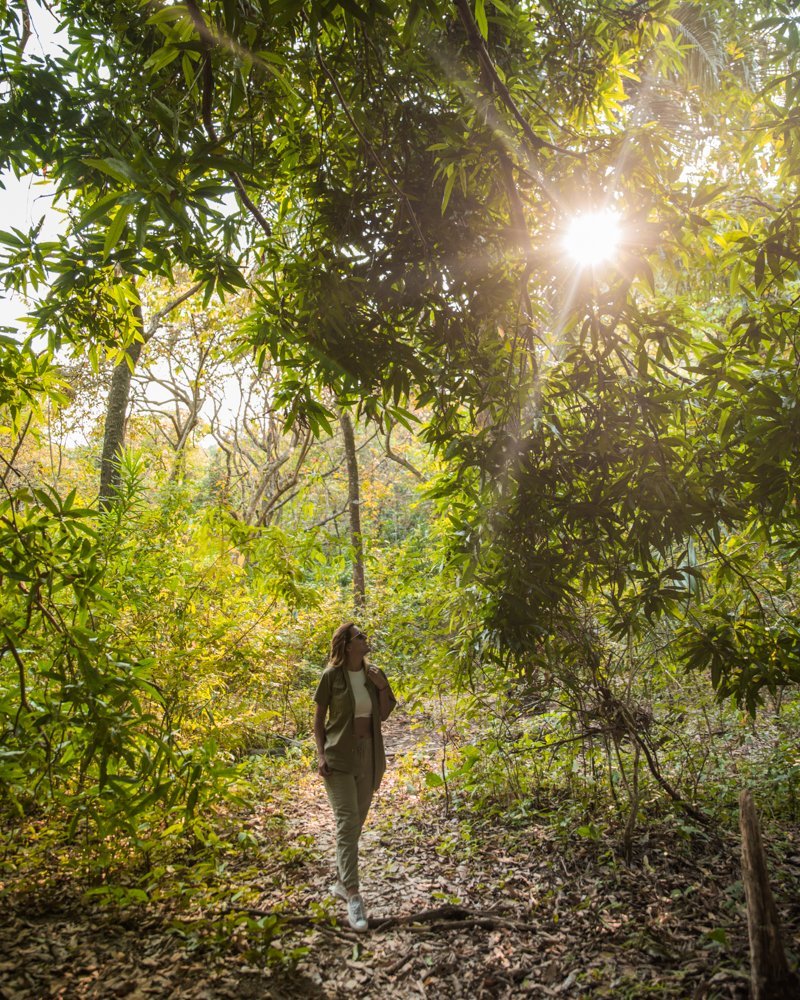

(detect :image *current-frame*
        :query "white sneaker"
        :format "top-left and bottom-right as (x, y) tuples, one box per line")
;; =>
(347, 894), (369, 933)
(330, 880), (348, 902)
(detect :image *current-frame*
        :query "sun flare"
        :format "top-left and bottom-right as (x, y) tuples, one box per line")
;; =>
(562, 210), (622, 267)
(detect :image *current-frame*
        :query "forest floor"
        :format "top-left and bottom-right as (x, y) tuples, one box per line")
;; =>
(1, 709), (799, 999)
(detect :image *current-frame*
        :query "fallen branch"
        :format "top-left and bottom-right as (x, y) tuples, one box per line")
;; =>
(393, 917), (516, 933)
(369, 904), (538, 932)
(219, 903), (536, 934)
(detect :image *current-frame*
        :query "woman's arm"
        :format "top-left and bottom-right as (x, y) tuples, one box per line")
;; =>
(313, 702), (330, 776)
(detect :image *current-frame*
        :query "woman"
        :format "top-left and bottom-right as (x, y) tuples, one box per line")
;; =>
(313, 623), (396, 932)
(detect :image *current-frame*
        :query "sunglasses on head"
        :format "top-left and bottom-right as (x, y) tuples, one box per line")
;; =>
(350, 631), (368, 642)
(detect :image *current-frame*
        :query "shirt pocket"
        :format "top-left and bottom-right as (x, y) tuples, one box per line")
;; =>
(329, 681), (351, 724)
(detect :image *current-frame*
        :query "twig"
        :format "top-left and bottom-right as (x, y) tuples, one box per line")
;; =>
(0, 412), (34, 488)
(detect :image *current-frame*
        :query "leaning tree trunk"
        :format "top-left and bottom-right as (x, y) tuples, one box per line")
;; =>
(739, 789), (799, 1000)
(99, 304), (144, 507)
(340, 410), (365, 609)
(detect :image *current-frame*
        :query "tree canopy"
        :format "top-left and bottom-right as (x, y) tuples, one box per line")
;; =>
(2, 0), (800, 854)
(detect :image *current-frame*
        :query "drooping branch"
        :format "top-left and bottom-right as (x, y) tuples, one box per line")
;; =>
(618, 702), (710, 827)
(185, 0), (273, 240)
(452, 0), (577, 159)
(385, 426), (423, 480)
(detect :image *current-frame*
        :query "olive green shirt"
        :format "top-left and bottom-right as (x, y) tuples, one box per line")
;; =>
(314, 665), (397, 790)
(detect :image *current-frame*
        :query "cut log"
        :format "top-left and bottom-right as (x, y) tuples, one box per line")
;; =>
(739, 789), (799, 1000)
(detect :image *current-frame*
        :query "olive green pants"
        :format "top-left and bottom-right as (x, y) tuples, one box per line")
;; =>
(323, 736), (374, 891)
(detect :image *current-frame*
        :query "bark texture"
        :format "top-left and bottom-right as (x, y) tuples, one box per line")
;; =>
(739, 789), (799, 1000)
(99, 323), (144, 507)
(340, 410), (365, 608)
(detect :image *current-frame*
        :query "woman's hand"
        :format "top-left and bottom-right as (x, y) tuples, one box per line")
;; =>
(366, 665), (388, 690)
(318, 755), (331, 778)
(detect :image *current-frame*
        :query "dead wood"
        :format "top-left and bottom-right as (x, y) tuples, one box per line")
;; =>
(739, 789), (799, 1000)
(220, 902), (536, 935)
(369, 905), (538, 932)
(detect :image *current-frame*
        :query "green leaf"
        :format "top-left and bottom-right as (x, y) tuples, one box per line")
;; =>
(474, 0), (488, 40)
(143, 45), (181, 73)
(103, 204), (133, 258)
(441, 168), (456, 215)
(82, 157), (145, 186)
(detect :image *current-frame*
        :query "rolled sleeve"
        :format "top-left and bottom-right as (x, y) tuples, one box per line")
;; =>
(313, 670), (331, 707)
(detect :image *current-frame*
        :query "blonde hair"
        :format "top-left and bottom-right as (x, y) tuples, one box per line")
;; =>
(328, 622), (356, 669)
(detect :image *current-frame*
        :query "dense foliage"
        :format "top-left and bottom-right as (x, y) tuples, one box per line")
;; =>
(1, 0), (799, 898)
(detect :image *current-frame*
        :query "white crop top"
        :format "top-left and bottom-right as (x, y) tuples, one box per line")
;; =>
(349, 668), (373, 718)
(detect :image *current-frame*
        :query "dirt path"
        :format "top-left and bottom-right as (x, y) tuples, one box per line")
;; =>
(2, 709), (794, 998)
(238, 711), (760, 999)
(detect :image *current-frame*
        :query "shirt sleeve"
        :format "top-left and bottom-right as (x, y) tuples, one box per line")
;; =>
(313, 669), (331, 707)
(378, 669), (398, 710)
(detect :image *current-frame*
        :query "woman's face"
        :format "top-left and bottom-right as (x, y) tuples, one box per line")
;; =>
(349, 628), (370, 657)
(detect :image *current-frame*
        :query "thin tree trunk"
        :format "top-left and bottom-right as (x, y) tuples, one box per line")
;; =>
(340, 410), (365, 609)
(739, 789), (798, 999)
(168, 408), (200, 483)
(99, 282), (204, 505)
(99, 303), (144, 507)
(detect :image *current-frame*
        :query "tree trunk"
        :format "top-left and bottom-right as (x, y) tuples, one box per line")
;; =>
(340, 410), (365, 609)
(99, 305), (144, 507)
(99, 282), (204, 505)
(739, 789), (798, 1000)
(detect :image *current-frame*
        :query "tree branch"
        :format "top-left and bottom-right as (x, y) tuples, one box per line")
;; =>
(184, 0), (273, 239)
(144, 280), (205, 341)
(385, 427), (423, 480)
(453, 0), (578, 160)
(4, 637), (30, 729)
